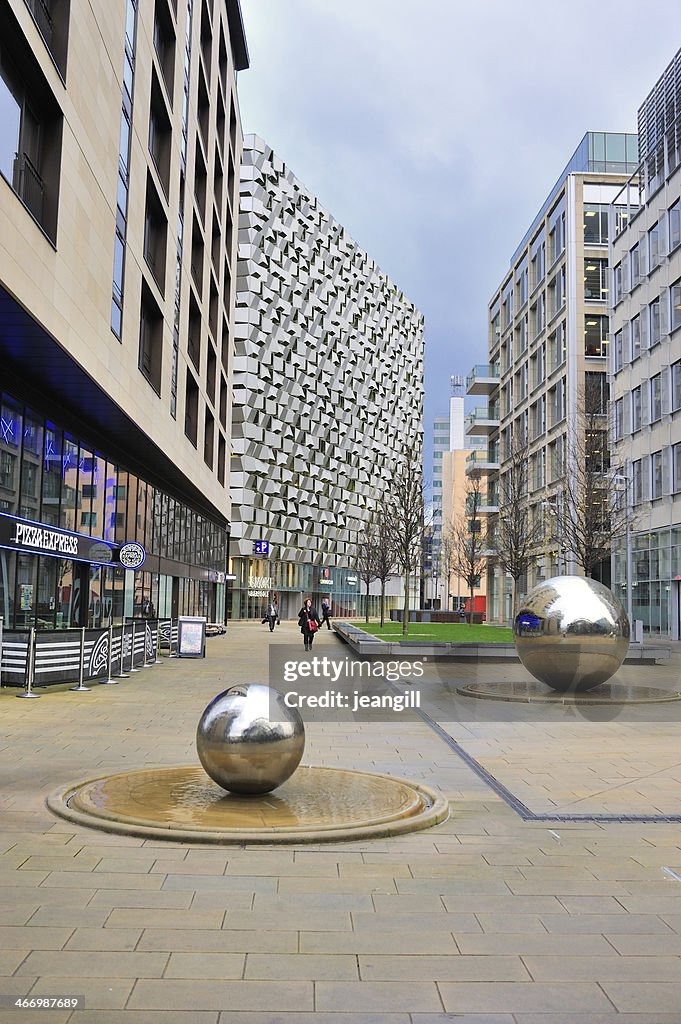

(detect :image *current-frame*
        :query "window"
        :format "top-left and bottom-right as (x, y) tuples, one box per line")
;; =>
(650, 298), (661, 346)
(613, 263), (623, 304)
(670, 199), (681, 252)
(153, 0), (176, 100)
(548, 267), (565, 316)
(531, 241), (545, 290)
(632, 459), (643, 502)
(614, 397), (624, 439)
(672, 277), (681, 333)
(650, 374), (662, 422)
(549, 208), (566, 261)
(583, 203), (608, 244)
(613, 330), (623, 371)
(585, 372), (607, 414)
(149, 70), (171, 195)
(648, 222), (660, 271)
(630, 315), (641, 360)
(630, 243), (641, 289)
(138, 282), (163, 394)
(516, 263), (528, 307)
(0, 29), (61, 240)
(584, 258), (608, 301)
(184, 370), (199, 446)
(674, 442), (681, 492)
(632, 386), (641, 432)
(549, 323), (566, 370)
(651, 450), (663, 499)
(143, 173), (168, 291)
(531, 295), (545, 338)
(502, 285), (513, 328)
(585, 315), (608, 358)
(673, 360), (681, 411)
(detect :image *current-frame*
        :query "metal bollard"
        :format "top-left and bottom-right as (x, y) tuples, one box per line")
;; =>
(168, 618), (178, 658)
(16, 627), (40, 698)
(115, 622), (130, 678)
(128, 618), (141, 672)
(154, 620), (163, 664)
(101, 623), (119, 684)
(70, 627), (91, 691)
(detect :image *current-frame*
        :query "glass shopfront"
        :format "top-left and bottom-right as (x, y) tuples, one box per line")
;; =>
(228, 556), (371, 620)
(0, 391), (228, 629)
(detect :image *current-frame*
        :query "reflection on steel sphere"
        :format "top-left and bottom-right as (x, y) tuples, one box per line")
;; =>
(196, 684), (305, 794)
(513, 576), (630, 692)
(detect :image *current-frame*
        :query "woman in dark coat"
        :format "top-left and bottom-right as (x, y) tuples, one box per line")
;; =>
(298, 598), (321, 651)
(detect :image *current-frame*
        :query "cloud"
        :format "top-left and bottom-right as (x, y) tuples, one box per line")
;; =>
(238, 0), (681, 437)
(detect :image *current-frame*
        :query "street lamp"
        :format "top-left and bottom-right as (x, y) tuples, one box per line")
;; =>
(612, 472), (633, 629)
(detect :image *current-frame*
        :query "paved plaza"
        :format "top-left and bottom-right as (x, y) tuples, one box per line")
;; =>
(1, 622), (681, 1023)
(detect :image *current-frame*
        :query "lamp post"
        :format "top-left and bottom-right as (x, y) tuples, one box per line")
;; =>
(613, 473), (633, 628)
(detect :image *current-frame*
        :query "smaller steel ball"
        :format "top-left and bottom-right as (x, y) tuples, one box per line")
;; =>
(514, 576), (630, 692)
(196, 684), (305, 794)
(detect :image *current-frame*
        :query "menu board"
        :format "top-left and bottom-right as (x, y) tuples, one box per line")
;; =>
(178, 616), (206, 658)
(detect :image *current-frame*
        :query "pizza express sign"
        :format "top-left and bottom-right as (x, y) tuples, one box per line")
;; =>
(0, 512), (145, 569)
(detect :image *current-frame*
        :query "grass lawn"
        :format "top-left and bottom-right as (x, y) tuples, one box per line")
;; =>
(355, 621), (514, 643)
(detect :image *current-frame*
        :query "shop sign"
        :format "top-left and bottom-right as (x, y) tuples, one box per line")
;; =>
(253, 540), (269, 554)
(0, 512), (119, 565)
(119, 542), (146, 570)
(319, 567), (333, 586)
(248, 574), (273, 597)
(346, 575), (358, 586)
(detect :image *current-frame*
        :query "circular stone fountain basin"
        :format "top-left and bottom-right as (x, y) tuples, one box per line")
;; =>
(47, 765), (449, 844)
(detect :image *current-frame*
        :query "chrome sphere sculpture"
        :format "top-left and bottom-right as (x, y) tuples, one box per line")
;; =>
(513, 576), (630, 692)
(196, 684), (305, 794)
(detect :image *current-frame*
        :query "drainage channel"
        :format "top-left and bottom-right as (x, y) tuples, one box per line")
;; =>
(413, 703), (681, 825)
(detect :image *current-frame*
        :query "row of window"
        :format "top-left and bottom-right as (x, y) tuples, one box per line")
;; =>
(0, 391), (226, 569)
(631, 446), (681, 502)
(613, 199), (681, 302)
(612, 280), (681, 370)
(496, 209), (567, 332)
(613, 362), (681, 437)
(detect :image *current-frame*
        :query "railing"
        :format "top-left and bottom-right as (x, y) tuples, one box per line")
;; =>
(466, 364), (500, 390)
(15, 153), (44, 224)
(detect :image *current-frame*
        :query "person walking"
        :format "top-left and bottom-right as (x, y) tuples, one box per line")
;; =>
(320, 597), (332, 629)
(265, 596), (278, 632)
(298, 598), (321, 651)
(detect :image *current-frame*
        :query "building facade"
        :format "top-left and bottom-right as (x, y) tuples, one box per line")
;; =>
(230, 135), (424, 619)
(0, 0), (247, 630)
(610, 47), (681, 636)
(468, 132), (638, 624)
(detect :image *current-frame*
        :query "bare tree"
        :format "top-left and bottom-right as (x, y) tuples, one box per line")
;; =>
(354, 522), (378, 623)
(450, 475), (487, 620)
(372, 505), (398, 627)
(438, 524), (457, 611)
(554, 374), (637, 577)
(487, 434), (542, 616)
(383, 447), (426, 635)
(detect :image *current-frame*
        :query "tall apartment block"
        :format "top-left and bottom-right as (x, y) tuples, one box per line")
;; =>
(610, 46), (681, 636)
(428, 377), (486, 610)
(231, 135), (424, 619)
(0, 0), (247, 630)
(467, 132), (638, 624)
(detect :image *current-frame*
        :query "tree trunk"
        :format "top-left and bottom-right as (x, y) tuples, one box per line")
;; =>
(510, 577), (517, 628)
(469, 585), (475, 625)
(380, 580), (386, 627)
(365, 580), (370, 623)
(402, 572), (410, 635)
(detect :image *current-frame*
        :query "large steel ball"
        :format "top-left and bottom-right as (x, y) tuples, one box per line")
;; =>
(196, 684), (305, 794)
(513, 576), (630, 692)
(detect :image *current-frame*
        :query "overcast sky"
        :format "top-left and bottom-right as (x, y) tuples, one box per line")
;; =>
(237, 0), (679, 448)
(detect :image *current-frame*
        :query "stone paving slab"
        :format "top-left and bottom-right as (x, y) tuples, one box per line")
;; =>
(2, 623), (681, 1020)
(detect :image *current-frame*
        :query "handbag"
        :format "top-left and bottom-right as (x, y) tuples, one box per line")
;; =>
(308, 619), (319, 633)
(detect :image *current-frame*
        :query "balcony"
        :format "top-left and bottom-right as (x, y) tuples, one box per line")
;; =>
(465, 405), (500, 435)
(465, 449), (500, 476)
(479, 490), (500, 514)
(466, 363), (500, 395)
